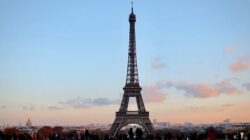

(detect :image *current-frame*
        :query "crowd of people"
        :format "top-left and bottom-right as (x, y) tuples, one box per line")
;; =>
(0, 126), (250, 140)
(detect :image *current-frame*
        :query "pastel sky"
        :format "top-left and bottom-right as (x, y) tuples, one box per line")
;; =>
(0, 0), (250, 126)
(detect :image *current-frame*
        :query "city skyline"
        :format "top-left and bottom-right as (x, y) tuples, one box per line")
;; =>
(0, 0), (250, 126)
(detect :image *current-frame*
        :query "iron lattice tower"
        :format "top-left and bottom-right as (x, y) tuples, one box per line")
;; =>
(109, 5), (155, 137)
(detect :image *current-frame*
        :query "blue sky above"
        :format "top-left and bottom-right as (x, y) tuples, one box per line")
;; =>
(0, 0), (250, 125)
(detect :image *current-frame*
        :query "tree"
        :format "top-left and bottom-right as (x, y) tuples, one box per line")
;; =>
(207, 127), (216, 140)
(4, 127), (20, 140)
(38, 126), (54, 140)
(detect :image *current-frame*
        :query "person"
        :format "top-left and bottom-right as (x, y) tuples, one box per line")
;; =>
(156, 134), (161, 140)
(104, 134), (109, 140)
(128, 127), (134, 140)
(135, 128), (139, 139)
(247, 133), (250, 140)
(85, 129), (89, 140)
(135, 128), (143, 140)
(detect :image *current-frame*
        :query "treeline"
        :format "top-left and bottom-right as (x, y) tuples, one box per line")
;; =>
(0, 126), (250, 140)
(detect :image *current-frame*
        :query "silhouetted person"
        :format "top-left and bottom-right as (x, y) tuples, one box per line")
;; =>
(85, 129), (90, 140)
(145, 134), (154, 140)
(176, 134), (182, 140)
(156, 134), (161, 140)
(104, 134), (109, 140)
(81, 133), (85, 140)
(197, 133), (204, 140)
(128, 128), (134, 140)
(164, 132), (172, 140)
(247, 133), (250, 140)
(190, 132), (197, 140)
(164, 133), (167, 140)
(135, 128), (143, 140)
(0, 130), (4, 139)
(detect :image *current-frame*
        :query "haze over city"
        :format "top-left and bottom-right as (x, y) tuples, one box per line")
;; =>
(0, 0), (250, 126)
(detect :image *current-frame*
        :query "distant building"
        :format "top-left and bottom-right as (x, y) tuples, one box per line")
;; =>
(26, 117), (32, 128)
(223, 119), (230, 124)
(152, 119), (170, 129)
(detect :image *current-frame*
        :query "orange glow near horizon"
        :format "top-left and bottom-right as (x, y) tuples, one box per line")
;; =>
(1, 102), (250, 126)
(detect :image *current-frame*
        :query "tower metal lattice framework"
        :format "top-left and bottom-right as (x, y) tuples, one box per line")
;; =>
(109, 5), (155, 137)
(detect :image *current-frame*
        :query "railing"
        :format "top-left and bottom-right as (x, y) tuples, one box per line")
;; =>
(126, 111), (139, 115)
(116, 111), (149, 116)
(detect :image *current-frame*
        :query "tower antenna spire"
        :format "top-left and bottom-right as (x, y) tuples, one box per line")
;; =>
(131, 0), (134, 13)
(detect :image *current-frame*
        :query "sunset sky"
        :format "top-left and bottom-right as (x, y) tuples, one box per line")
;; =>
(0, 0), (250, 126)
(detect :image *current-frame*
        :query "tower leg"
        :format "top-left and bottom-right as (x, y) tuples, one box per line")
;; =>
(109, 119), (120, 137)
(119, 95), (129, 112)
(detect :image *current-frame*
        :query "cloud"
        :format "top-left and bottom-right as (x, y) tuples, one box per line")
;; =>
(48, 106), (62, 111)
(221, 104), (234, 108)
(185, 106), (207, 112)
(226, 46), (235, 53)
(157, 79), (241, 98)
(152, 59), (167, 69)
(215, 79), (241, 95)
(59, 97), (119, 109)
(23, 106), (36, 111)
(143, 86), (166, 103)
(92, 98), (119, 105)
(218, 103), (250, 112)
(60, 87), (167, 108)
(1, 105), (7, 109)
(226, 43), (237, 54)
(230, 53), (250, 72)
(176, 82), (219, 98)
(243, 83), (250, 91)
(59, 97), (91, 109)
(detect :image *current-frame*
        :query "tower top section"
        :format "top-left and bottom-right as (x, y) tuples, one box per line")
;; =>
(129, 2), (136, 22)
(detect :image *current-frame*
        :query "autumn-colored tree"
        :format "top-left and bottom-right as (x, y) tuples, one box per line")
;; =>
(37, 126), (54, 140)
(4, 127), (20, 140)
(4, 127), (20, 136)
(207, 127), (216, 140)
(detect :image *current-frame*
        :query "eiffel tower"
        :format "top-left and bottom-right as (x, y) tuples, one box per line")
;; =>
(109, 4), (155, 137)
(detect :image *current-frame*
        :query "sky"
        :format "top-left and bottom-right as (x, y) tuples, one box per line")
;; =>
(0, 0), (250, 126)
